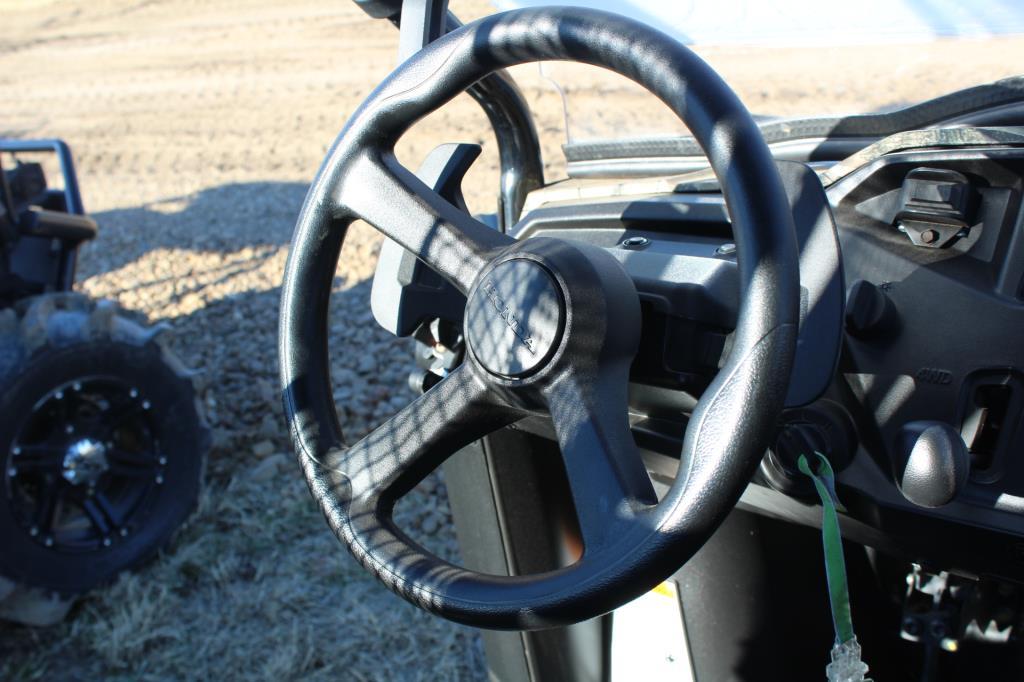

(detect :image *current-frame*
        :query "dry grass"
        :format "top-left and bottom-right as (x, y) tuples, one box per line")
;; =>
(3, 465), (481, 680)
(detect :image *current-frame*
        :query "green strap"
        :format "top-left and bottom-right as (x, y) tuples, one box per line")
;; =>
(798, 452), (855, 644)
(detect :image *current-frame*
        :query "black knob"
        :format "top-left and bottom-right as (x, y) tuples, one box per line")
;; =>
(894, 421), (970, 508)
(846, 280), (896, 338)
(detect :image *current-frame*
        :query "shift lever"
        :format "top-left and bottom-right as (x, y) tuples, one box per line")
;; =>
(894, 421), (970, 508)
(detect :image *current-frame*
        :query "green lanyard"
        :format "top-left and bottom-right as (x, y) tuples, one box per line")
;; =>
(797, 452), (854, 643)
(797, 452), (871, 682)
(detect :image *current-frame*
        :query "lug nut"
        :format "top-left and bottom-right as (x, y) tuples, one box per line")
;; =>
(716, 243), (737, 256)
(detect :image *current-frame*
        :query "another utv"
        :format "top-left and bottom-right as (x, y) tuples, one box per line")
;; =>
(0, 139), (208, 625)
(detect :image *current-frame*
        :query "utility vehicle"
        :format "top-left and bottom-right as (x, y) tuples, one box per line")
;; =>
(280, 2), (1024, 679)
(0, 140), (208, 625)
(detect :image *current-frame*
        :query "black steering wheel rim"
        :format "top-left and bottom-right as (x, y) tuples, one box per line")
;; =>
(280, 7), (799, 630)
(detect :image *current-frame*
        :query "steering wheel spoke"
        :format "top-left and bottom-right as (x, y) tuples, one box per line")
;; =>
(334, 364), (520, 507)
(339, 153), (512, 294)
(544, 370), (656, 553)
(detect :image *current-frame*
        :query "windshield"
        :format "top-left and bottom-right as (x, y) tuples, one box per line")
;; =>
(482, 0), (1024, 143)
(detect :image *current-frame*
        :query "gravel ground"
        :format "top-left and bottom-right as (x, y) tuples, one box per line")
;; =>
(1, 1), (1023, 679)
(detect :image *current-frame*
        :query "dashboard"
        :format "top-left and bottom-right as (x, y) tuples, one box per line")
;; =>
(511, 130), (1024, 585)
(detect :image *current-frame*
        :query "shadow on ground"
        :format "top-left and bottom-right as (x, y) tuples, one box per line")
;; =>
(77, 181), (310, 279)
(0, 180), (482, 681)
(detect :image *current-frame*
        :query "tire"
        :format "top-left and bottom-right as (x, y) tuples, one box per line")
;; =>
(0, 293), (209, 595)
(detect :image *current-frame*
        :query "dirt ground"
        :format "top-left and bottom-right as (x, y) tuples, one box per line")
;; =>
(1, 0), (1023, 679)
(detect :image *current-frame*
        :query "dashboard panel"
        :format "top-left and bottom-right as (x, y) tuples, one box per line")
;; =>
(512, 139), (1024, 584)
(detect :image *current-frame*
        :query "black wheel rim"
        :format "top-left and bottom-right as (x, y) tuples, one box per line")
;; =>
(4, 376), (168, 552)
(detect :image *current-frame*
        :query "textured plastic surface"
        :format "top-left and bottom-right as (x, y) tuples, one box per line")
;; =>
(512, 171), (843, 409)
(894, 421), (970, 508)
(775, 161), (844, 407)
(370, 143), (477, 336)
(820, 146), (1024, 583)
(845, 279), (895, 338)
(280, 8), (798, 629)
(464, 258), (563, 377)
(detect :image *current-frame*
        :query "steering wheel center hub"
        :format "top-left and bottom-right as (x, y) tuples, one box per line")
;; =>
(465, 258), (564, 378)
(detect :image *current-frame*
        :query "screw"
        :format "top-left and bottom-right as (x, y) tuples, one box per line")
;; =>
(29, 527), (39, 537)
(716, 242), (737, 256)
(155, 474), (164, 485)
(903, 617), (920, 636)
(73, 382), (82, 391)
(12, 447), (20, 456)
(65, 425), (74, 434)
(158, 456), (167, 466)
(103, 537), (112, 547)
(921, 229), (940, 244)
(44, 537), (53, 547)
(6, 467), (15, 477)
(55, 390), (64, 400)
(142, 400), (151, 410)
(621, 236), (650, 249)
(930, 620), (947, 639)
(129, 388), (139, 399)
(119, 527), (128, 537)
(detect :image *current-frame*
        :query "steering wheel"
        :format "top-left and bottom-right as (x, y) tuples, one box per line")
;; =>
(280, 7), (799, 630)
